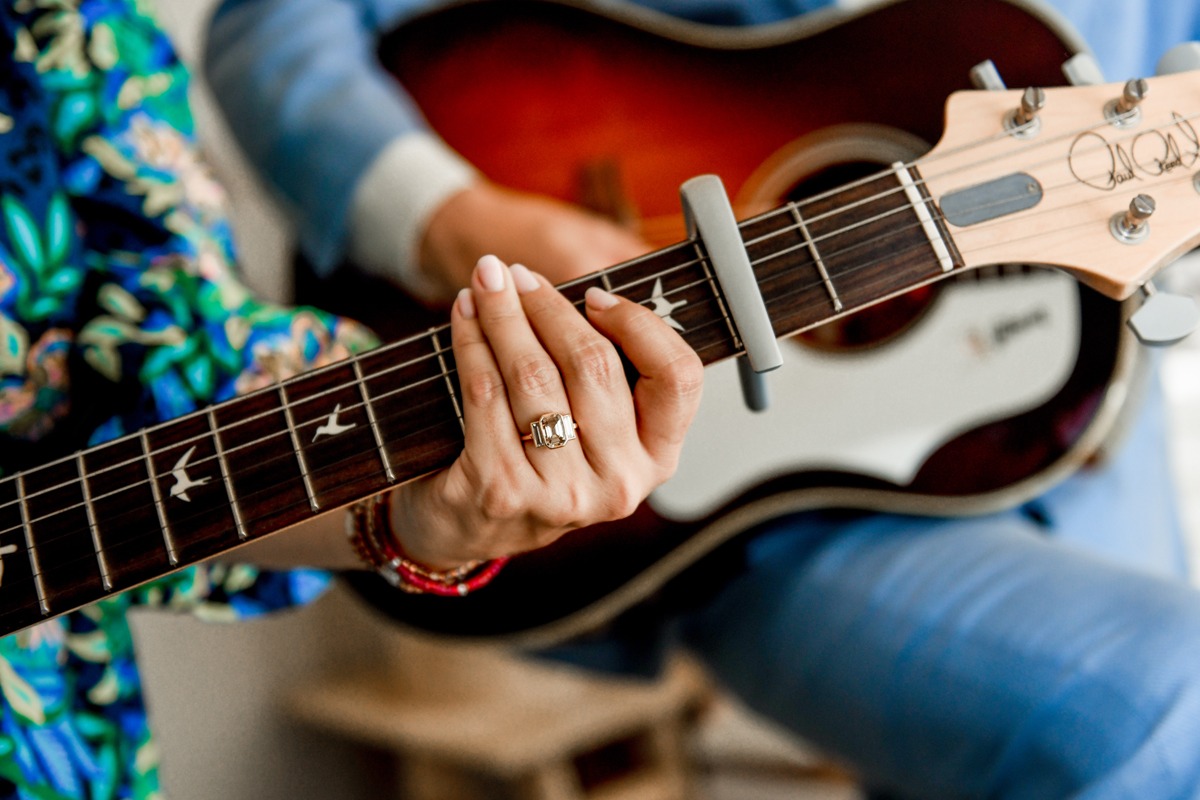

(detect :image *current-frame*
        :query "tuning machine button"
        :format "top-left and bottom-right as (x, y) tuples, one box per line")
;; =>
(1156, 42), (1200, 75)
(1129, 282), (1199, 346)
(1004, 87), (1045, 138)
(1110, 194), (1155, 244)
(1062, 53), (1105, 86)
(1105, 78), (1149, 127)
(970, 59), (1006, 91)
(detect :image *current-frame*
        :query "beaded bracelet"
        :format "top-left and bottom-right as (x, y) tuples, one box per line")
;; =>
(345, 492), (508, 597)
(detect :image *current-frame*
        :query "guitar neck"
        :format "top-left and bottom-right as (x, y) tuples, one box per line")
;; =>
(0, 162), (957, 637)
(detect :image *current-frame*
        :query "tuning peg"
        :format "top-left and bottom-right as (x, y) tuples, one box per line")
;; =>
(1005, 87), (1045, 138)
(1157, 42), (1200, 75)
(1105, 78), (1149, 126)
(970, 59), (1006, 91)
(1129, 282), (1199, 346)
(1062, 53), (1105, 86)
(1110, 194), (1155, 244)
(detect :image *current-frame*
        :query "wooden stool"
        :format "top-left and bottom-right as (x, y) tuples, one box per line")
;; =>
(284, 634), (709, 800)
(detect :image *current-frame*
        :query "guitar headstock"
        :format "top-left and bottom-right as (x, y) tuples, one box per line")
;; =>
(921, 68), (1200, 301)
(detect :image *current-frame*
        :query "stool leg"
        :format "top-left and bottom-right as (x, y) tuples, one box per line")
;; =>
(522, 761), (585, 800)
(644, 718), (692, 800)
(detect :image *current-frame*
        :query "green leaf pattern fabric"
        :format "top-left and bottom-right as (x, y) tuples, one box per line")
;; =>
(0, 1), (376, 797)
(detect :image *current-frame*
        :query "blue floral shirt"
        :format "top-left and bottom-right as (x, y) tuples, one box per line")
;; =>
(0, 1), (374, 797)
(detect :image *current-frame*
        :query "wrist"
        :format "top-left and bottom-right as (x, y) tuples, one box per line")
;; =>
(348, 133), (479, 302)
(346, 491), (507, 597)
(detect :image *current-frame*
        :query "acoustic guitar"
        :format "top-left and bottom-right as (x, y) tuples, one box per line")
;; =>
(2, 0), (1198, 645)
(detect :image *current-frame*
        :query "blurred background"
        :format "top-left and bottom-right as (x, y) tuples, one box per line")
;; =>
(130, 2), (1200, 798)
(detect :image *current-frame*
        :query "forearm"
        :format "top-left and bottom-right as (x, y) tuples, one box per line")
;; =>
(204, 0), (463, 279)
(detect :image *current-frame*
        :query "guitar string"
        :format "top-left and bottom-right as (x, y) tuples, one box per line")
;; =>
(0, 195), (1168, 620)
(0, 134), (1188, 542)
(0, 148), (1189, 547)
(2, 113), (1200, 594)
(7, 96), (1193, 511)
(4, 89), (1190, 618)
(0, 199), (1147, 594)
(0, 174), (1054, 535)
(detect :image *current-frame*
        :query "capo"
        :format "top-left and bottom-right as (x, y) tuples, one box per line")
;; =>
(680, 175), (782, 412)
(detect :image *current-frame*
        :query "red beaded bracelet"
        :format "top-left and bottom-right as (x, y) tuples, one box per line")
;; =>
(345, 492), (508, 596)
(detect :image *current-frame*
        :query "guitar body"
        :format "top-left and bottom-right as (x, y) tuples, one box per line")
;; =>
(323, 0), (1135, 641)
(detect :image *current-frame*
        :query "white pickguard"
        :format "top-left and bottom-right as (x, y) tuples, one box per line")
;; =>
(650, 269), (1082, 521)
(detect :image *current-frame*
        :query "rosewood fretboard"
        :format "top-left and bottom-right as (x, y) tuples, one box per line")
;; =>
(0, 164), (959, 637)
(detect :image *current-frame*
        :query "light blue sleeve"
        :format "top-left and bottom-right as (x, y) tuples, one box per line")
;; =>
(204, 0), (432, 274)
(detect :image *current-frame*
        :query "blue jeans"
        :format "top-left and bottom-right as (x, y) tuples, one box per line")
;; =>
(553, 375), (1200, 798)
(682, 374), (1200, 798)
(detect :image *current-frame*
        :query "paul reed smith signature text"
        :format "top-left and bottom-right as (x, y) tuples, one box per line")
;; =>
(1068, 112), (1199, 190)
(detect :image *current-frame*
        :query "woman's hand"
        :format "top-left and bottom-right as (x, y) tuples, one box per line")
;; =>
(389, 254), (703, 569)
(418, 182), (650, 296)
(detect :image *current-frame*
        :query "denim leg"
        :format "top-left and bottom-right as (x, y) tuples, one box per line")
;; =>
(678, 508), (1200, 799)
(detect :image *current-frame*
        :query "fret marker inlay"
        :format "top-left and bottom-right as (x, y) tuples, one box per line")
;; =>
(648, 278), (687, 331)
(313, 404), (356, 442)
(0, 544), (17, 588)
(169, 446), (211, 502)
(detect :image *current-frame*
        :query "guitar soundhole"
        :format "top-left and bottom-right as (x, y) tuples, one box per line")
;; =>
(736, 124), (939, 352)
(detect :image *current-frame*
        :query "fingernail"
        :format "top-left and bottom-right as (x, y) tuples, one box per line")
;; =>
(585, 286), (619, 311)
(476, 254), (506, 292)
(456, 287), (476, 319)
(510, 263), (540, 294)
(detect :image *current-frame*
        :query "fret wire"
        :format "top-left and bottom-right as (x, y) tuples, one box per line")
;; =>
(141, 430), (178, 565)
(1, 231), (964, 597)
(353, 357), (396, 483)
(7, 107), (1180, 575)
(76, 453), (111, 591)
(600, 271), (613, 292)
(430, 328), (464, 432)
(208, 408), (248, 540)
(278, 384), (320, 513)
(2, 305), (748, 601)
(16, 474), (48, 614)
(789, 204), (843, 312)
(0, 194), (920, 517)
(0, 185), (956, 531)
(0, 216), (894, 535)
(4, 108), (1191, 519)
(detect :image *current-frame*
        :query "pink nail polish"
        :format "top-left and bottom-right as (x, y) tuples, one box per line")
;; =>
(585, 286), (619, 311)
(456, 288), (476, 319)
(476, 255), (506, 292)
(510, 264), (540, 294)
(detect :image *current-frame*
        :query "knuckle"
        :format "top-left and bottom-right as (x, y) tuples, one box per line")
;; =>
(660, 352), (705, 400)
(510, 353), (559, 399)
(478, 483), (522, 522)
(567, 339), (622, 388)
(462, 366), (508, 409)
(605, 478), (643, 520)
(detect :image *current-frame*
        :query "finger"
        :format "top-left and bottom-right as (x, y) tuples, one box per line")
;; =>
(447, 285), (528, 478)
(470, 255), (584, 469)
(584, 287), (704, 466)
(509, 264), (639, 464)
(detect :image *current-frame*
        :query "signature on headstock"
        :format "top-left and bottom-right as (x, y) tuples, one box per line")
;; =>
(1069, 112), (1200, 191)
